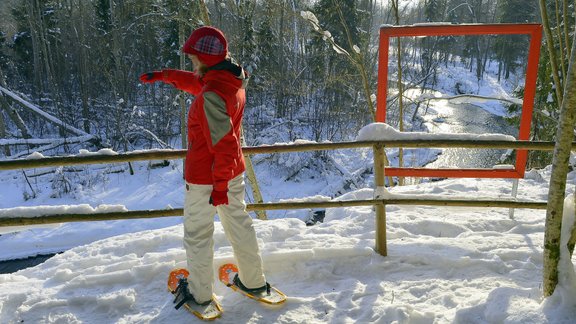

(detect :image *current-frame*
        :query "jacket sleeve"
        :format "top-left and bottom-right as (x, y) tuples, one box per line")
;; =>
(161, 69), (203, 95)
(198, 91), (239, 192)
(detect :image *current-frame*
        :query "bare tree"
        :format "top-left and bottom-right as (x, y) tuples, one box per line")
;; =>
(0, 66), (31, 144)
(390, 0), (405, 185)
(539, 0), (564, 106)
(542, 31), (576, 297)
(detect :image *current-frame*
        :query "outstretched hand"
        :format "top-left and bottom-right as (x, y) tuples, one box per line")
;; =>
(139, 71), (163, 83)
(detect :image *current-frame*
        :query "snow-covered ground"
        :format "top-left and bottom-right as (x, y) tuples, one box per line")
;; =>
(1, 166), (576, 323)
(2, 35), (574, 322)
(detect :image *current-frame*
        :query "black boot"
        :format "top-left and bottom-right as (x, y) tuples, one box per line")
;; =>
(173, 278), (211, 309)
(233, 274), (270, 295)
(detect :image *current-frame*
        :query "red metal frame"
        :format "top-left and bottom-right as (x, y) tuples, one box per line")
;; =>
(377, 23), (542, 178)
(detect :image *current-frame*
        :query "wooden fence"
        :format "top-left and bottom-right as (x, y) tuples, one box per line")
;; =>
(0, 139), (571, 256)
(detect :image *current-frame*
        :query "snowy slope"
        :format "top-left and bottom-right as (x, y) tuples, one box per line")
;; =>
(1, 167), (576, 323)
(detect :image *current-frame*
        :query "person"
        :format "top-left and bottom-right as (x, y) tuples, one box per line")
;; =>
(140, 26), (268, 308)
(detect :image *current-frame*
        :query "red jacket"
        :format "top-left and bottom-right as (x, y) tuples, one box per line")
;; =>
(160, 63), (247, 191)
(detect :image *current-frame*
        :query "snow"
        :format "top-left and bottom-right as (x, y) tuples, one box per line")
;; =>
(25, 152), (46, 159)
(0, 204), (128, 219)
(277, 195), (331, 203)
(411, 22), (455, 26)
(357, 122), (516, 141)
(300, 11), (320, 31)
(77, 149), (119, 156)
(1, 165), (575, 323)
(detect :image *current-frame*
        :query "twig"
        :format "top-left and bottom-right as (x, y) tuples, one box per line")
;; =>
(22, 170), (36, 198)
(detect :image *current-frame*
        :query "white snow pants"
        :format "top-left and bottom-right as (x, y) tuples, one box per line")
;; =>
(183, 173), (266, 303)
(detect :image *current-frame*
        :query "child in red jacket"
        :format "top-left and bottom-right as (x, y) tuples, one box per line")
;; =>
(140, 26), (268, 307)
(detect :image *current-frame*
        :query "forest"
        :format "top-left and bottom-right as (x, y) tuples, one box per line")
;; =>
(0, 0), (573, 169)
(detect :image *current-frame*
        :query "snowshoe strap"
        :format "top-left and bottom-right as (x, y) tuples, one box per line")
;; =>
(173, 279), (191, 310)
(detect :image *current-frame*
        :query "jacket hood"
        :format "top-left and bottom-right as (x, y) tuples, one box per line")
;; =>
(204, 58), (248, 90)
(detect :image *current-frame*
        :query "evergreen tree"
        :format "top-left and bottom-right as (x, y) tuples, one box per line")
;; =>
(424, 0), (445, 22)
(253, 2), (280, 96)
(94, 0), (112, 34)
(494, 0), (537, 80)
(10, 4), (34, 89)
(0, 30), (8, 73)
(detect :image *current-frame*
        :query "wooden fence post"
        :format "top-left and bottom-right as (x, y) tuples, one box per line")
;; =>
(374, 143), (387, 256)
(244, 153), (267, 220)
(241, 128), (267, 220)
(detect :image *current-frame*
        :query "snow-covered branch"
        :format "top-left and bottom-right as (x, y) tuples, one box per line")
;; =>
(300, 11), (351, 58)
(7, 136), (95, 159)
(0, 86), (93, 138)
(0, 204), (128, 219)
(0, 135), (93, 147)
(416, 93), (522, 106)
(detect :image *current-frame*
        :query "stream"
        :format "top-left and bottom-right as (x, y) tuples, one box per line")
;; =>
(423, 102), (517, 169)
(0, 253), (58, 274)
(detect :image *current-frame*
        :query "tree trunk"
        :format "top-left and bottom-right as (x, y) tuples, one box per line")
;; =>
(0, 104), (10, 157)
(198, 0), (211, 24)
(554, 0), (567, 81)
(178, 17), (187, 151)
(563, 0), (572, 61)
(76, 1), (91, 134)
(542, 33), (576, 297)
(0, 68), (32, 140)
(391, 0), (404, 185)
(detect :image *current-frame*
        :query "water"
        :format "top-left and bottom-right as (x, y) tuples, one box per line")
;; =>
(0, 253), (58, 274)
(423, 103), (517, 169)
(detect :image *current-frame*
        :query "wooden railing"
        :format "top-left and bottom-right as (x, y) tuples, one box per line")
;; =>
(0, 139), (566, 171)
(0, 139), (572, 256)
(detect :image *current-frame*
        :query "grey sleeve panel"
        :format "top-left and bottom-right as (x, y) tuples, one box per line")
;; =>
(203, 91), (231, 146)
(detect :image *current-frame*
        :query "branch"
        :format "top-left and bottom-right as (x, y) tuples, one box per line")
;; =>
(300, 11), (352, 59)
(11, 137), (92, 159)
(0, 86), (93, 138)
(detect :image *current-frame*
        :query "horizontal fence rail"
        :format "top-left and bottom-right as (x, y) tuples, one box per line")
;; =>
(0, 139), (573, 171)
(0, 197), (548, 227)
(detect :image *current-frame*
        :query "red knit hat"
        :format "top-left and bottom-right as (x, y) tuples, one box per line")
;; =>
(182, 26), (228, 67)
